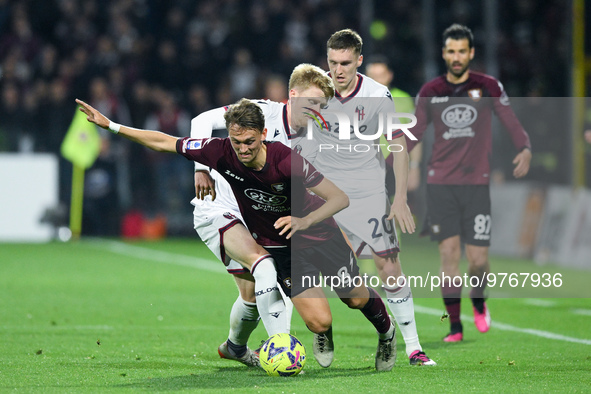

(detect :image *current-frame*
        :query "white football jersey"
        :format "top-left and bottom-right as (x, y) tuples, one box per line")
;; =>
(190, 100), (291, 211)
(313, 73), (396, 198)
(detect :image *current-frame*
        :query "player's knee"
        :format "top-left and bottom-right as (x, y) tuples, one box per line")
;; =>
(305, 316), (332, 334)
(240, 292), (256, 303)
(439, 241), (460, 261)
(469, 255), (489, 269)
(340, 296), (366, 309)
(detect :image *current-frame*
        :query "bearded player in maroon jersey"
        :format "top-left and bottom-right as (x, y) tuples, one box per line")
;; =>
(408, 24), (532, 342)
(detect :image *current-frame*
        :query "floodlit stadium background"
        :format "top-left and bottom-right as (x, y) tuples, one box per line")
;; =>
(0, 0), (590, 269)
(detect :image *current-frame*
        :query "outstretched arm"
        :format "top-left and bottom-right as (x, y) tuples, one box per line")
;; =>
(76, 99), (178, 153)
(190, 108), (227, 201)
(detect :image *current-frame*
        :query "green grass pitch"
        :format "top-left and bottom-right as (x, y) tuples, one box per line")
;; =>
(1, 235), (590, 392)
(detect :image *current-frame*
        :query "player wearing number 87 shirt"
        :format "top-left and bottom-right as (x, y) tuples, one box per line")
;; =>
(408, 24), (532, 342)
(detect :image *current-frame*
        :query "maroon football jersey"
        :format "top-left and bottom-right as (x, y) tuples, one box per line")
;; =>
(176, 137), (336, 247)
(409, 71), (531, 185)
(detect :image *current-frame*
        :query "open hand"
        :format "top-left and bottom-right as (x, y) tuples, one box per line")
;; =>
(512, 148), (531, 178)
(387, 196), (416, 234)
(194, 170), (216, 201)
(75, 99), (110, 129)
(274, 216), (311, 239)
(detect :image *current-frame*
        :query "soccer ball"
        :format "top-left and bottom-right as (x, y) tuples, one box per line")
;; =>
(259, 333), (306, 376)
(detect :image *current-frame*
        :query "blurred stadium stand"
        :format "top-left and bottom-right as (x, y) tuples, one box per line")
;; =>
(0, 0), (585, 238)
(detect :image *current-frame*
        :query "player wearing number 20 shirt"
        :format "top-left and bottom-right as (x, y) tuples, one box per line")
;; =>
(313, 73), (404, 258)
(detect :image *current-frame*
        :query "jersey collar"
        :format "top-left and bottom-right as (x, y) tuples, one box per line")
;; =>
(283, 103), (296, 140)
(334, 73), (364, 104)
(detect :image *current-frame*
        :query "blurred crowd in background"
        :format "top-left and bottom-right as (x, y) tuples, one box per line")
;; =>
(0, 0), (575, 236)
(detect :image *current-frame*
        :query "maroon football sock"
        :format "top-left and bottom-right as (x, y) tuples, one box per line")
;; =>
(442, 281), (462, 331)
(360, 288), (392, 334)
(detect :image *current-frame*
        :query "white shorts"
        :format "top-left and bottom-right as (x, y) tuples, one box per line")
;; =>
(334, 192), (400, 258)
(192, 198), (249, 275)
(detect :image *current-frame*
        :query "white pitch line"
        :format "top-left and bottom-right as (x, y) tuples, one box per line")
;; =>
(0, 325), (113, 331)
(522, 299), (557, 307)
(84, 240), (591, 345)
(571, 309), (591, 316)
(413, 304), (591, 346)
(84, 239), (226, 274)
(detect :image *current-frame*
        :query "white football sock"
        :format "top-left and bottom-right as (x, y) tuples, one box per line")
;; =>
(383, 275), (422, 356)
(278, 285), (294, 332)
(251, 256), (288, 336)
(228, 296), (260, 346)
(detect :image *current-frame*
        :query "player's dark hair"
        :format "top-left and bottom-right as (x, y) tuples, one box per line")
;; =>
(327, 29), (363, 56)
(224, 98), (265, 133)
(442, 24), (474, 48)
(364, 54), (390, 68)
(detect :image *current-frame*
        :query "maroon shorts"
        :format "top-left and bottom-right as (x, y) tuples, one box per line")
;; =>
(425, 184), (491, 246)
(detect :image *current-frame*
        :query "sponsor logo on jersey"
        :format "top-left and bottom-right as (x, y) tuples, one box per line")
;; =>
(442, 128), (475, 140)
(431, 96), (449, 103)
(273, 128), (281, 138)
(304, 107), (329, 130)
(441, 104), (478, 128)
(468, 89), (482, 101)
(271, 183), (285, 193)
(245, 188), (287, 206)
